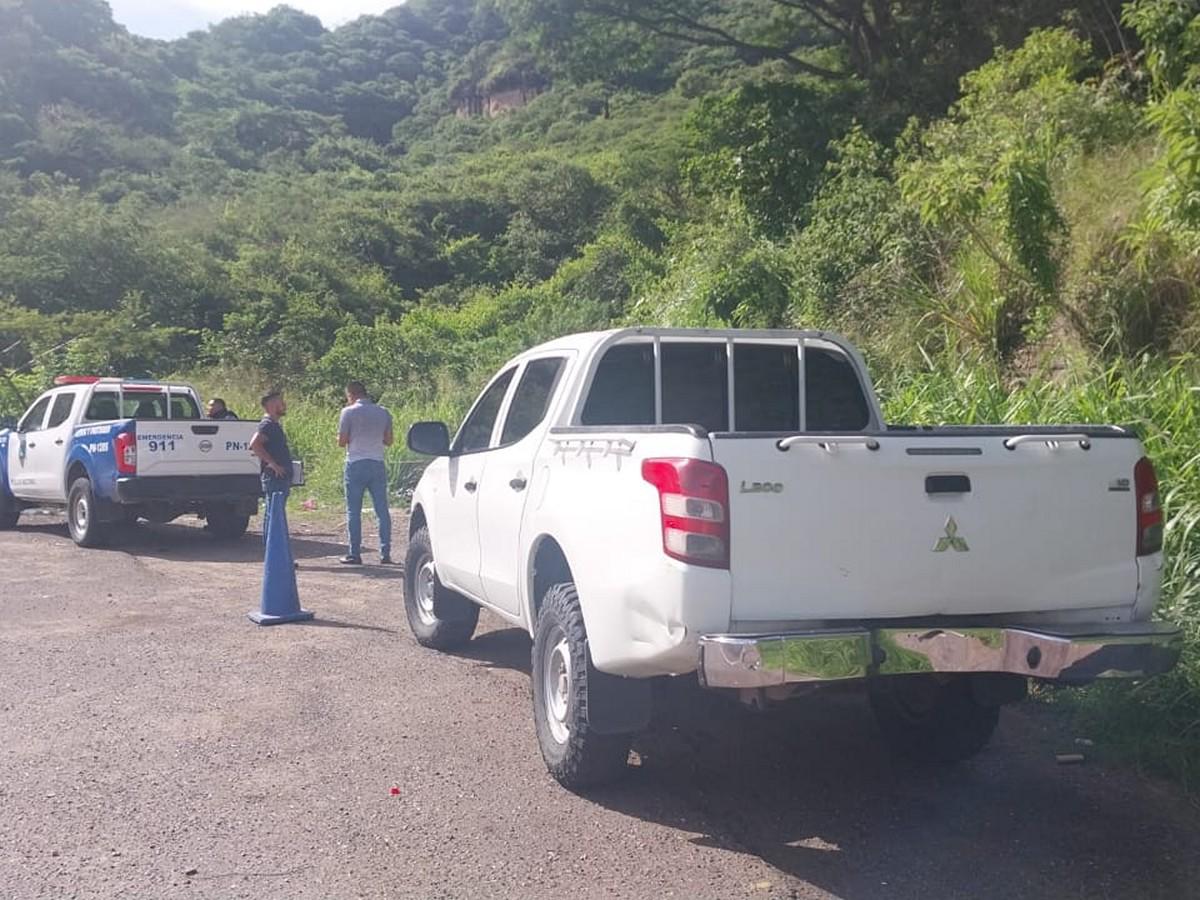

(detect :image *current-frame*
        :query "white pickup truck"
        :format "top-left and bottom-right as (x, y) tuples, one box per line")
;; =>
(404, 328), (1181, 788)
(0, 377), (262, 546)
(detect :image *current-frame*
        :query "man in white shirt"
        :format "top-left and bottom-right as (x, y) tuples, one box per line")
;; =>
(337, 381), (394, 565)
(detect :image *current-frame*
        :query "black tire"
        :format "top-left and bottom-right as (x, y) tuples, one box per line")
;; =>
(403, 526), (479, 650)
(206, 504), (250, 540)
(532, 582), (632, 790)
(67, 477), (106, 548)
(869, 675), (1000, 764)
(0, 490), (19, 529)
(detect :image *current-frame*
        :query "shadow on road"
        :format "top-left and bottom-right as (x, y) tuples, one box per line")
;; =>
(294, 617), (399, 635)
(582, 681), (1196, 900)
(15, 519), (347, 564)
(458, 626), (533, 676)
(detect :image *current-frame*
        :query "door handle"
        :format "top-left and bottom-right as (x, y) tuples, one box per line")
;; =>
(464, 479), (478, 493)
(26, 442), (35, 448)
(54, 439), (64, 446)
(509, 476), (527, 491)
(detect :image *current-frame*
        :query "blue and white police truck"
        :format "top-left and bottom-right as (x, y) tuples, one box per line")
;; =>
(0, 377), (262, 546)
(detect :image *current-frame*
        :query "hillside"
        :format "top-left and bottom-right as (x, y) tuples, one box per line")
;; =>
(1, 0), (1199, 782)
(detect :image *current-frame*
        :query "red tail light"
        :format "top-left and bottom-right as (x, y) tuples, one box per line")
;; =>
(641, 458), (730, 569)
(114, 431), (137, 475)
(1134, 456), (1163, 556)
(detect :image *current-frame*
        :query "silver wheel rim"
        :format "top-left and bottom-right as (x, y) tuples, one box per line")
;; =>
(544, 630), (571, 745)
(73, 494), (89, 536)
(414, 556), (437, 626)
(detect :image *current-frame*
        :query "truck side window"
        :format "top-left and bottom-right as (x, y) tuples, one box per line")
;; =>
(501, 357), (566, 446)
(661, 342), (728, 433)
(85, 392), (119, 421)
(46, 392), (76, 428)
(456, 367), (516, 453)
(805, 346), (870, 431)
(734, 344), (799, 432)
(170, 393), (201, 419)
(581, 343), (654, 426)
(18, 396), (51, 433)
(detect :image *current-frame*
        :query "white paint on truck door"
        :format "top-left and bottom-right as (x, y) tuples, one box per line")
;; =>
(8, 393), (52, 498)
(25, 389), (80, 500)
(435, 366), (517, 600)
(477, 355), (570, 616)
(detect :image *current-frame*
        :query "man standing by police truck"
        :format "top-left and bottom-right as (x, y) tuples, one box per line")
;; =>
(337, 381), (394, 566)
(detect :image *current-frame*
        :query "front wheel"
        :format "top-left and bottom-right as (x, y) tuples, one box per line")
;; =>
(67, 477), (106, 548)
(532, 582), (632, 790)
(403, 526), (479, 650)
(869, 675), (1000, 764)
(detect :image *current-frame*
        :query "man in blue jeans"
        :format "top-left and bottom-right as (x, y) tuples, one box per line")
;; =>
(337, 381), (394, 565)
(249, 390), (294, 549)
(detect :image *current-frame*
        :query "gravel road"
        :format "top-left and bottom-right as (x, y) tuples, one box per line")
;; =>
(2, 511), (1198, 900)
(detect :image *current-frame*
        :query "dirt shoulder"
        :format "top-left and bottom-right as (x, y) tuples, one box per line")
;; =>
(1, 513), (1198, 899)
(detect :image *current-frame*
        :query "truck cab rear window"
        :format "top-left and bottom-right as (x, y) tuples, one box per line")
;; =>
(84, 391), (201, 421)
(661, 343), (727, 433)
(734, 344), (799, 432)
(579, 338), (871, 433)
(581, 343), (654, 426)
(805, 346), (869, 431)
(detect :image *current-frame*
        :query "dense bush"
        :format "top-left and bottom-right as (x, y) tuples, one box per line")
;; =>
(0, 0), (1198, 787)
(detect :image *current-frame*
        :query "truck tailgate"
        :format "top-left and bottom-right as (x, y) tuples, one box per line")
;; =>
(712, 433), (1143, 622)
(134, 420), (261, 478)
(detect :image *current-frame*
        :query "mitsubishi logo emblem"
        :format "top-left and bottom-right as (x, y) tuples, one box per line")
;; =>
(933, 516), (970, 552)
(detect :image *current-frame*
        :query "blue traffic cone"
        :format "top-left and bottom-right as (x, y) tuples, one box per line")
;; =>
(248, 494), (313, 625)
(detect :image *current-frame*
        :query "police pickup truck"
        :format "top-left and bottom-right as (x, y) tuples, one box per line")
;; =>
(0, 377), (262, 546)
(404, 327), (1181, 788)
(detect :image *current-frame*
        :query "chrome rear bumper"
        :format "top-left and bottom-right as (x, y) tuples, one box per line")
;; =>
(697, 622), (1182, 689)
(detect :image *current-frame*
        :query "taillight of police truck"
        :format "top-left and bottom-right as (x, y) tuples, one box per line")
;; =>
(641, 458), (730, 569)
(114, 431), (137, 475)
(1134, 456), (1163, 556)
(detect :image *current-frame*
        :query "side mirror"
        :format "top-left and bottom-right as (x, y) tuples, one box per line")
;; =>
(407, 421), (451, 456)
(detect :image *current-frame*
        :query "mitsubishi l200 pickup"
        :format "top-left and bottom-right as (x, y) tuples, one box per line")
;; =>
(403, 328), (1181, 788)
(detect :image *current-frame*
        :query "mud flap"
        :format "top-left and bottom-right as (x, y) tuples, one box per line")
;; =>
(432, 588), (477, 623)
(586, 665), (653, 735)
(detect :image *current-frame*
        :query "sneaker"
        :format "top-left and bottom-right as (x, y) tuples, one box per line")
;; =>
(380, 554), (394, 565)
(339, 555), (363, 565)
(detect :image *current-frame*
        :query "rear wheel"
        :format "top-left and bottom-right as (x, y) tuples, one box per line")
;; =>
(0, 491), (19, 529)
(206, 504), (250, 540)
(67, 477), (105, 548)
(403, 526), (479, 650)
(869, 675), (1000, 764)
(532, 582), (632, 789)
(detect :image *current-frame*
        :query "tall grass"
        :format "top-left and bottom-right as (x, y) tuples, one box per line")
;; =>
(183, 371), (469, 508)
(880, 356), (1200, 786)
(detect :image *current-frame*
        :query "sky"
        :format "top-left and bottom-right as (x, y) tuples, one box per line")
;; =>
(107, 0), (404, 39)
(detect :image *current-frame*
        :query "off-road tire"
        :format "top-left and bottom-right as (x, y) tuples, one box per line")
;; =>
(206, 504), (250, 540)
(532, 582), (632, 790)
(403, 526), (479, 650)
(0, 490), (19, 529)
(67, 477), (105, 548)
(869, 675), (1000, 764)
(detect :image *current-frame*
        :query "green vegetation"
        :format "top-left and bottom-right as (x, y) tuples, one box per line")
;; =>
(0, 0), (1198, 783)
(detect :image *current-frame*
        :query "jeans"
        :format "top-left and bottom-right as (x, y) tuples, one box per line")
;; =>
(261, 475), (291, 548)
(345, 458), (391, 558)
